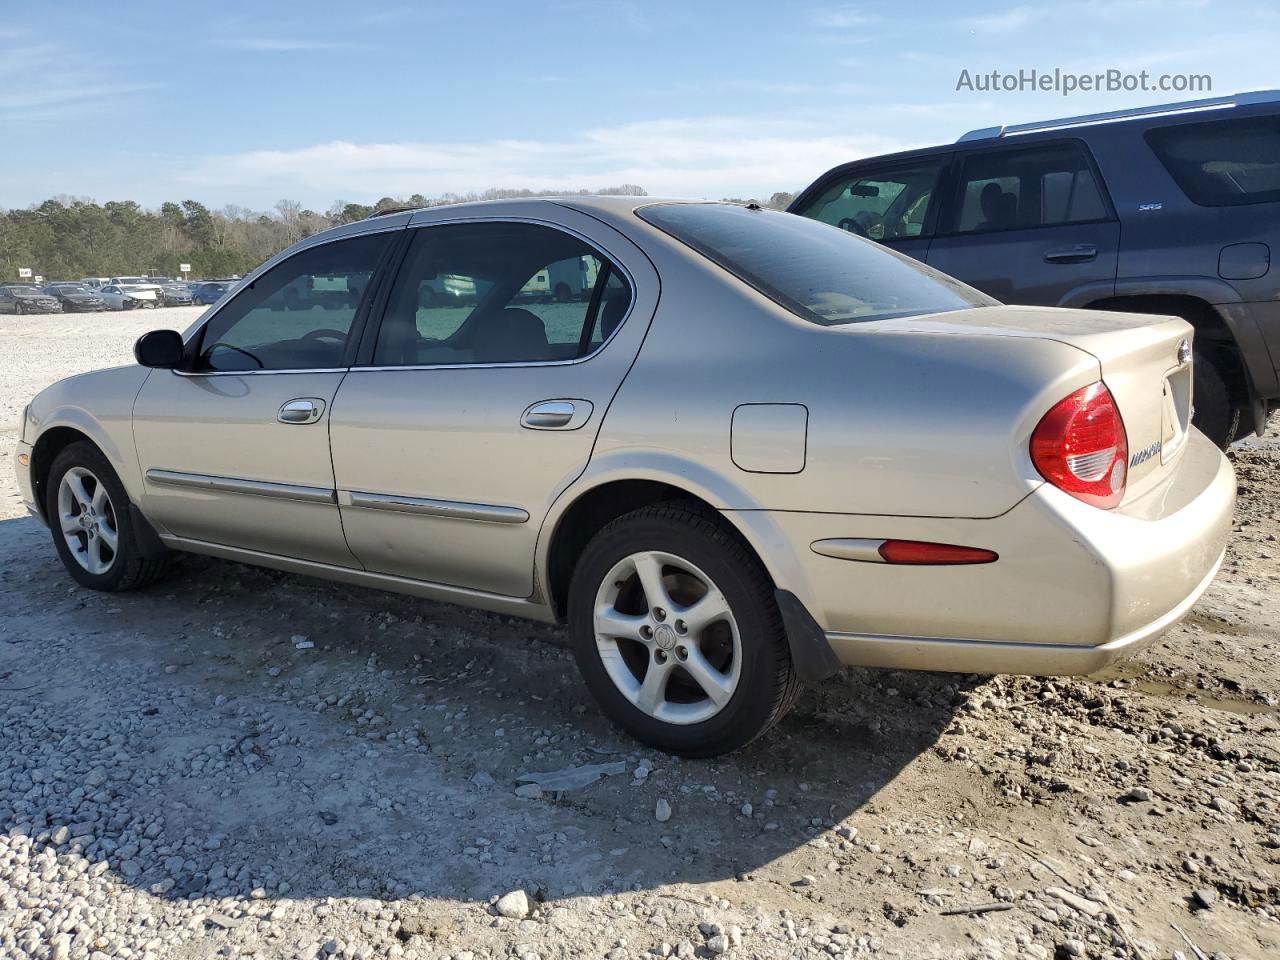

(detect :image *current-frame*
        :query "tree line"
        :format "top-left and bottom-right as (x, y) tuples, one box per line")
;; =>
(0, 187), (796, 283)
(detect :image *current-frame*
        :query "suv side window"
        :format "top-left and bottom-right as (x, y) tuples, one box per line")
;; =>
(794, 158), (947, 240)
(193, 232), (392, 372)
(1146, 116), (1280, 206)
(952, 143), (1108, 233)
(372, 222), (632, 367)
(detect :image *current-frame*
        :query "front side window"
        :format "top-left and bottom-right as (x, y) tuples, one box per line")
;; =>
(952, 143), (1108, 233)
(1146, 116), (1280, 206)
(372, 222), (631, 366)
(193, 232), (391, 372)
(794, 158), (947, 241)
(639, 202), (993, 326)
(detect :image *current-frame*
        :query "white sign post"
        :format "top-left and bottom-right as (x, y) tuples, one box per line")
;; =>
(33, 276), (44, 285)
(179, 263), (191, 282)
(17, 267), (32, 279)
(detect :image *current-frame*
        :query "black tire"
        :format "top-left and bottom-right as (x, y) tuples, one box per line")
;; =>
(568, 503), (800, 757)
(1192, 349), (1239, 450)
(14, 303), (24, 316)
(45, 442), (173, 592)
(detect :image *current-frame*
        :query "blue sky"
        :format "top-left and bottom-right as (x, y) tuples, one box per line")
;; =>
(2, 0), (1277, 210)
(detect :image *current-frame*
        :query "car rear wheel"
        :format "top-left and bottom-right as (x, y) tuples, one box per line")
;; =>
(1192, 349), (1239, 450)
(568, 503), (799, 757)
(46, 442), (172, 592)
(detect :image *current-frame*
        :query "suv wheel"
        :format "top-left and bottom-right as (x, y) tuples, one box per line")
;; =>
(568, 504), (799, 757)
(1192, 349), (1240, 450)
(46, 442), (172, 591)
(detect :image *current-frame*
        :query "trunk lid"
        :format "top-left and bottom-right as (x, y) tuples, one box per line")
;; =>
(869, 305), (1195, 502)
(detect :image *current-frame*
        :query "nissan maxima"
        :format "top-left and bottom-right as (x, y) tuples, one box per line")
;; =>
(14, 198), (1235, 756)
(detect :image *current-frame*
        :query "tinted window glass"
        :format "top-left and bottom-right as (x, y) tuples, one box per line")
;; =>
(195, 233), (390, 372)
(639, 203), (992, 326)
(953, 144), (1107, 233)
(373, 222), (630, 366)
(795, 158), (946, 240)
(1147, 116), (1280, 206)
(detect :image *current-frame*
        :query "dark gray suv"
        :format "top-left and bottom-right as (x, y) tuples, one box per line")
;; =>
(790, 90), (1280, 447)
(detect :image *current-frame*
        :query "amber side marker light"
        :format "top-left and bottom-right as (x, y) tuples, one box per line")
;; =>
(17, 453), (29, 467)
(877, 540), (999, 565)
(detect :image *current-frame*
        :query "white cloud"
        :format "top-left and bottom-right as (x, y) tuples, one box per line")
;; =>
(181, 115), (915, 202)
(219, 36), (349, 51)
(811, 7), (879, 28)
(964, 5), (1040, 33)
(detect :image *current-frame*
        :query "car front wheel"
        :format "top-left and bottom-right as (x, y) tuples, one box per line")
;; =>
(46, 442), (172, 591)
(569, 503), (799, 757)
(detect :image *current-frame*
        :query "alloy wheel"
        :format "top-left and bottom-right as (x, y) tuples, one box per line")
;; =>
(593, 550), (741, 724)
(57, 466), (119, 575)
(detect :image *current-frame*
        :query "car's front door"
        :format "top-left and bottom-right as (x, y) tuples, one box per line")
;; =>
(789, 155), (951, 263)
(329, 212), (657, 597)
(925, 140), (1120, 305)
(132, 228), (398, 565)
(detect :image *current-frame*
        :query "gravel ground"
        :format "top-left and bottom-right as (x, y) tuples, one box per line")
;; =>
(0, 307), (1277, 960)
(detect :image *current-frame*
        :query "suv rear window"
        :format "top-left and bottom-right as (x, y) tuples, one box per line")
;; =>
(637, 203), (993, 326)
(1146, 116), (1280, 206)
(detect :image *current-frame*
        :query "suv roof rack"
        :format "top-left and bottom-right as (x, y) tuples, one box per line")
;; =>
(957, 89), (1280, 143)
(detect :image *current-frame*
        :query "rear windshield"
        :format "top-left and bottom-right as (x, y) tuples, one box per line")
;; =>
(637, 202), (993, 325)
(1146, 116), (1280, 206)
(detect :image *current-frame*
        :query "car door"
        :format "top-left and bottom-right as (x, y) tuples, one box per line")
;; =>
(0, 289), (12, 313)
(329, 210), (658, 597)
(132, 227), (399, 566)
(926, 140), (1119, 305)
(789, 155), (951, 263)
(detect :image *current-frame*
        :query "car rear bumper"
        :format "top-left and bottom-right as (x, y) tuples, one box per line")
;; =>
(765, 429), (1235, 676)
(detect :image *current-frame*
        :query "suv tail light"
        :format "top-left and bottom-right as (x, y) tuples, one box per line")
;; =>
(1031, 382), (1128, 509)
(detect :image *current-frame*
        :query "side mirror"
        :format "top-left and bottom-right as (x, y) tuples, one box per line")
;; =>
(134, 329), (185, 369)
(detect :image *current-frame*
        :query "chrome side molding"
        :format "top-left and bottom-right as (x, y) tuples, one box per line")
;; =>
(345, 490), (529, 524)
(145, 469), (336, 504)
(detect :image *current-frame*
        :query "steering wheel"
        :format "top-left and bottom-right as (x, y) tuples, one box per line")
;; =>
(302, 328), (348, 343)
(836, 217), (867, 237)
(204, 342), (264, 369)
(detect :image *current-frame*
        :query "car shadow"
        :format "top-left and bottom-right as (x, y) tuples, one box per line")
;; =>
(0, 513), (979, 909)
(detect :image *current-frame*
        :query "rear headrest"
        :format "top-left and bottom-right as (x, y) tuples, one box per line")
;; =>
(471, 307), (549, 363)
(598, 296), (629, 339)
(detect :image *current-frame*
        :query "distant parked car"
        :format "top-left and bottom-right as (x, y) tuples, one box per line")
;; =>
(80, 278), (110, 290)
(191, 281), (235, 306)
(98, 284), (160, 311)
(156, 282), (194, 306)
(0, 285), (62, 315)
(42, 283), (107, 312)
(790, 89), (1280, 448)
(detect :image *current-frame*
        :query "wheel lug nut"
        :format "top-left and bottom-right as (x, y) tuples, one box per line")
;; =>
(640, 625), (652, 640)
(653, 607), (666, 622)
(654, 650), (667, 664)
(676, 646), (688, 661)
(675, 619), (687, 634)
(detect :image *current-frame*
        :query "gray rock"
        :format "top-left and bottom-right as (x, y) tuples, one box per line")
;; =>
(496, 889), (531, 919)
(655, 798), (672, 822)
(1193, 887), (1218, 910)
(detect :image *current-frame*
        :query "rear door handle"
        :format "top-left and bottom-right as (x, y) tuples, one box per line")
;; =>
(1044, 244), (1098, 263)
(521, 399), (593, 430)
(278, 398), (325, 424)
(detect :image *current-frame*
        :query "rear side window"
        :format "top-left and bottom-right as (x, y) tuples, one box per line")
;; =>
(372, 222), (631, 366)
(793, 158), (947, 241)
(952, 143), (1108, 233)
(1146, 116), (1280, 206)
(638, 203), (993, 326)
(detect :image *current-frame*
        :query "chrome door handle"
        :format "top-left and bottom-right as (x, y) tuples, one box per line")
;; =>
(1044, 244), (1098, 263)
(521, 399), (592, 430)
(278, 398), (325, 424)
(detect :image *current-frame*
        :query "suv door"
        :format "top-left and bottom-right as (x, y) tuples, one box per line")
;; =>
(789, 155), (951, 262)
(329, 212), (658, 597)
(927, 140), (1119, 305)
(132, 228), (397, 565)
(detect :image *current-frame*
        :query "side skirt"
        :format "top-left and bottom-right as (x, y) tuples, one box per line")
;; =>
(158, 534), (558, 624)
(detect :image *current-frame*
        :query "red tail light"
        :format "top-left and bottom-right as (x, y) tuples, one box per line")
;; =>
(1031, 382), (1128, 509)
